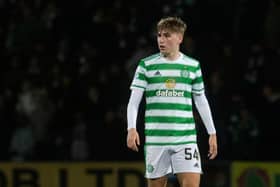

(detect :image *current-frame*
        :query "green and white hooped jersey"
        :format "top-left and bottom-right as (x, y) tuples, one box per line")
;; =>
(130, 52), (205, 146)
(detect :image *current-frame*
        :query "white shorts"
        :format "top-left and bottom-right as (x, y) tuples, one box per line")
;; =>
(144, 144), (202, 179)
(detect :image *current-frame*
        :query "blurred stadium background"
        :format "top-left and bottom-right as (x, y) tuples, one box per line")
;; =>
(0, 0), (279, 186)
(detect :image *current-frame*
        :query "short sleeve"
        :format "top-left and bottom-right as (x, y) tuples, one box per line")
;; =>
(130, 60), (148, 91)
(192, 63), (205, 94)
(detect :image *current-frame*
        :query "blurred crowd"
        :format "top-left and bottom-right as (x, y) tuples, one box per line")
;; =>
(0, 0), (279, 162)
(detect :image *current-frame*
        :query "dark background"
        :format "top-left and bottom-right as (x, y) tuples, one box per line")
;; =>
(0, 0), (279, 162)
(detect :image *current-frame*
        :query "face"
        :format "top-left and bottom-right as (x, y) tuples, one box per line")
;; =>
(157, 29), (183, 56)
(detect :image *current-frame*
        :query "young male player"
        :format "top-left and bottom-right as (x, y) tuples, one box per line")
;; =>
(127, 16), (218, 187)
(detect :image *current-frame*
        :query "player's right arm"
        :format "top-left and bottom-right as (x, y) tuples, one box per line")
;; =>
(127, 89), (144, 152)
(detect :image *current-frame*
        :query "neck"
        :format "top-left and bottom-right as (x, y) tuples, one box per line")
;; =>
(163, 51), (180, 61)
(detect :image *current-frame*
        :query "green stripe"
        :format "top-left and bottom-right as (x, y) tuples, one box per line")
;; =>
(139, 60), (146, 68)
(145, 141), (197, 146)
(137, 73), (146, 81)
(145, 129), (196, 136)
(145, 90), (192, 98)
(192, 88), (204, 92)
(131, 85), (146, 89)
(193, 76), (203, 84)
(146, 64), (197, 72)
(147, 76), (192, 84)
(145, 116), (194, 123)
(146, 103), (192, 111)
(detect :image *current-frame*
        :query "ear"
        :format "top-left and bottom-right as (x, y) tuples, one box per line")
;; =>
(177, 34), (183, 44)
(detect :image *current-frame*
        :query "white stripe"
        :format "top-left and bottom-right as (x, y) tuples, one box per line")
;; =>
(136, 66), (147, 74)
(146, 83), (192, 91)
(146, 61), (197, 67)
(146, 135), (197, 143)
(144, 55), (161, 65)
(195, 69), (202, 77)
(131, 79), (147, 88)
(145, 123), (195, 130)
(192, 82), (204, 91)
(182, 55), (199, 66)
(147, 70), (181, 77)
(145, 110), (193, 118)
(189, 72), (195, 79)
(145, 55), (199, 67)
(147, 70), (196, 80)
(146, 96), (192, 105)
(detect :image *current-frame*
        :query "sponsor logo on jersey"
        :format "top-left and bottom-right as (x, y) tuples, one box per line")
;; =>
(165, 79), (176, 89)
(156, 89), (184, 97)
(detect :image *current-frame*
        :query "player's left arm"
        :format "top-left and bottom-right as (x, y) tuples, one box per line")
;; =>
(193, 93), (218, 159)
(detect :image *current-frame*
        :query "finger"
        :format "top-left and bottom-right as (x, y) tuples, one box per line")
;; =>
(127, 139), (135, 149)
(136, 135), (140, 146)
(128, 140), (138, 152)
(134, 145), (139, 152)
(208, 147), (217, 159)
(208, 153), (214, 159)
(130, 141), (138, 152)
(135, 138), (140, 152)
(128, 144), (138, 152)
(209, 152), (217, 159)
(209, 145), (213, 154)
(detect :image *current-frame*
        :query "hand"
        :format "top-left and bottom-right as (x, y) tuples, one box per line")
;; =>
(208, 134), (218, 159)
(127, 128), (140, 152)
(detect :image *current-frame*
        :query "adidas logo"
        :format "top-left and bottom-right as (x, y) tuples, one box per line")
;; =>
(154, 70), (161, 76)
(193, 163), (199, 168)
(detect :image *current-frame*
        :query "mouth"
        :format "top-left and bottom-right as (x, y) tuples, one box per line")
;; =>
(159, 45), (165, 50)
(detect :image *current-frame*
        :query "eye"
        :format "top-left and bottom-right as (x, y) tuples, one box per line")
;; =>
(164, 33), (171, 38)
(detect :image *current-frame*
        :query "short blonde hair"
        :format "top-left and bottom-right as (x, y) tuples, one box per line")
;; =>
(157, 17), (187, 35)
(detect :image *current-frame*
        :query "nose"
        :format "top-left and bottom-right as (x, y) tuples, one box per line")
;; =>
(158, 36), (164, 43)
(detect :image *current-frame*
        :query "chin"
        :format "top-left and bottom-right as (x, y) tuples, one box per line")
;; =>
(161, 52), (169, 57)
